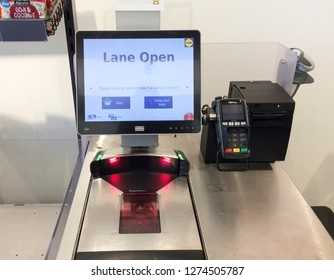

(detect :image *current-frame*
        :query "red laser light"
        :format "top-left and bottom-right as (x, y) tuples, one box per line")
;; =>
(108, 157), (120, 165)
(161, 156), (171, 165)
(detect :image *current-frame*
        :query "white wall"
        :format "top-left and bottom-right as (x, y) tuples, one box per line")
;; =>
(1, 0), (333, 209)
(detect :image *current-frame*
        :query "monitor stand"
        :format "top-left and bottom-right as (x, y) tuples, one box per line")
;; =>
(121, 134), (159, 148)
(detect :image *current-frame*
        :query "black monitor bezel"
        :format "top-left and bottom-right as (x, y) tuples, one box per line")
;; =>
(76, 30), (201, 135)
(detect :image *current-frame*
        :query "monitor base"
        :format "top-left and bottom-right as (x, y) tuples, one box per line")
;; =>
(121, 135), (159, 148)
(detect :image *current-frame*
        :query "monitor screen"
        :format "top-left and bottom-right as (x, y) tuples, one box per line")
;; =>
(76, 30), (201, 135)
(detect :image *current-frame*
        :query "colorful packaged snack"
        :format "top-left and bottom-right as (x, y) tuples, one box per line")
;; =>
(0, 0), (13, 19)
(10, 2), (40, 19)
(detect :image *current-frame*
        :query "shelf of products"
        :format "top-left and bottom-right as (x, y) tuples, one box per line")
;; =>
(0, 0), (66, 41)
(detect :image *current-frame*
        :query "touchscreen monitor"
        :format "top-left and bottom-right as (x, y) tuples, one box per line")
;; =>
(76, 30), (201, 135)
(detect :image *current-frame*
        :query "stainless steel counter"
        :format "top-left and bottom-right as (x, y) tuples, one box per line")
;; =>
(54, 134), (334, 260)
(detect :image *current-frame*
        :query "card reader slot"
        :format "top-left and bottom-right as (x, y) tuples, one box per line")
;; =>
(251, 112), (286, 127)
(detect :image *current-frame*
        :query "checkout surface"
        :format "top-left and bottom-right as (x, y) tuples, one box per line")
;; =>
(53, 135), (334, 260)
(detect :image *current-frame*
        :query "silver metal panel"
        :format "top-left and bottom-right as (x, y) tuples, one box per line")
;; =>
(77, 176), (202, 253)
(0, 204), (61, 260)
(165, 135), (334, 259)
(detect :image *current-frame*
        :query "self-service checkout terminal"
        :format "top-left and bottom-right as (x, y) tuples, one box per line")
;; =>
(73, 30), (299, 258)
(47, 26), (334, 260)
(74, 30), (204, 259)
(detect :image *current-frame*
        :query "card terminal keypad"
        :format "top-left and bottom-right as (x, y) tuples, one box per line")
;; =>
(223, 124), (249, 154)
